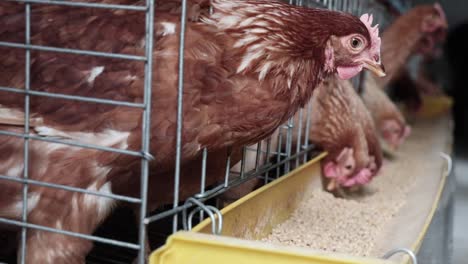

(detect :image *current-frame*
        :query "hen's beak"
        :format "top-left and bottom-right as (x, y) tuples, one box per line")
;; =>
(362, 60), (386, 77)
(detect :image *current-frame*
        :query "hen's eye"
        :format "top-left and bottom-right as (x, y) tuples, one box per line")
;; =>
(345, 165), (353, 170)
(351, 38), (362, 49)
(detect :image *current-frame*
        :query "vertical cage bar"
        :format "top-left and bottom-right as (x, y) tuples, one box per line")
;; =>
(295, 109), (303, 168)
(199, 147), (208, 220)
(224, 148), (232, 187)
(173, 0), (189, 234)
(138, 0), (155, 263)
(20, 3), (32, 263)
(303, 102), (313, 163)
(284, 118), (294, 173)
(240, 146), (247, 179)
(264, 137), (272, 184)
(255, 141), (262, 172)
(275, 129), (283, 178)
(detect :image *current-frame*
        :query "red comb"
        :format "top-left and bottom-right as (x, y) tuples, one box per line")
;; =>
(360, 13), (381, 55)
(434, 3), (447, 25)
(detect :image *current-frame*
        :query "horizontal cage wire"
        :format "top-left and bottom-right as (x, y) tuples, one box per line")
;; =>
(0, 0), (411, 264)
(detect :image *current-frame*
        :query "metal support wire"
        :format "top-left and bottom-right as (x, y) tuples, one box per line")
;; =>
(0, 217), (141, 250)
(0, 85), (146, 108)
(295, 109), (304, 168)
(276, 128), (284, 178)
(264, 137), (272, 184)
(255, 141), (263, 172)
(173, 0), (189, 234)
(19, 3), (32, 263)
(383, 248), (418, 264)
(224, 148), (232, 186)
(0, 174), (141, 203)
(240, 146), (248, 178)
(137, 0), (156, 263)
(303, 102), (313, 163)
(182, 198), (223, 235)
(5, 0), (147, 11)
(284, 118), (294, 173)
(0, 130), (146, 157)
(440, 152), (453, 177)
(0, 42), (147, 61)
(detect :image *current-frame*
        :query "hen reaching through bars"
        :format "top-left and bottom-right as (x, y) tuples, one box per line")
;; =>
(0, 0), (384, 262)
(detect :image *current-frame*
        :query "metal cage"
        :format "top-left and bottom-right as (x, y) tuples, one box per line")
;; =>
(0, 0), (411, 263)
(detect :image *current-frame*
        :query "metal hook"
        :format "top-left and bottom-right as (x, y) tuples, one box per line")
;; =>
(439, 152), (452, 176)
(140, 151), (155, 161)
(182, 198), (223, 235)
(382, 248), (418, 264)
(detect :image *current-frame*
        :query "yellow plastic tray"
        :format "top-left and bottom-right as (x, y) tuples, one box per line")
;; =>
(151, 153), (390, 264)
(150, 116), (452, 264)
(418, 95), (453, 118)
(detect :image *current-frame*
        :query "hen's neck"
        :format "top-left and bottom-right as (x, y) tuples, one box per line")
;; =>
(205, 3), (328, 109)
(377, 12), (427, 87)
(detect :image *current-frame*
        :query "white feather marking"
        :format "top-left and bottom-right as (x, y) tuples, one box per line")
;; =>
(255, 21), (269, 27)
(71, 195), (79, 211)
(55, 221), (63, 230)
(93, 163), (112, 178)
(239, 17), (257, 27)
(87, 66), (104, 84)
(5, 164), (24, 177)
(258, 61), (273, 80)
(3, 193), (40, 217)
(124, 75), (138, 81)
(35, 127), (130, 149)
(248, 28), (268, 34)
(237, 45), (265, 73)
(234, 35), (258, 48)
(218, 15), (241, 27)
(161, 22), (176, 36)
(83, 181), (116, 221)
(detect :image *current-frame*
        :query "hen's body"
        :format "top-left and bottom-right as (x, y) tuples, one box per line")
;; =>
(307, 77), (382, 176)
(359, 4), (447, 149)
(376, 4), (447, 87)
(361, 72), (410, 147)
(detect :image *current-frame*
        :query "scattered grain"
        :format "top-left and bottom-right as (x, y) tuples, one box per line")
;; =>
(260, 117), (450, 257)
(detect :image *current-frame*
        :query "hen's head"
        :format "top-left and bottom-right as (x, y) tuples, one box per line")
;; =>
(381, 119), (412, 149)
(322, 147), (377, 189)
(323, 147), (356, 184)
(207, 1), (385, 88)
(326, 14), (386, 80)
(417, 3), (448, 57)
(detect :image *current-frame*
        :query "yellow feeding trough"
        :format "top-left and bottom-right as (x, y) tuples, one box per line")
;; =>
(150, 116), (453, 264)
(414, 94), (453, 119)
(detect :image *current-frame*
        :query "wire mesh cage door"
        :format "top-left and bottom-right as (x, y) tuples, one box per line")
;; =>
(0, 1), (157, 264)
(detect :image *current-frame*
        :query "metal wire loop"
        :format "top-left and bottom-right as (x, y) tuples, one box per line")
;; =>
(141, 151), (155, 161)
(182, 198), (223, 235)
(382, 248), (418, 264)
(439, 152), (453, 176)
(194, 184), (225, 199)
